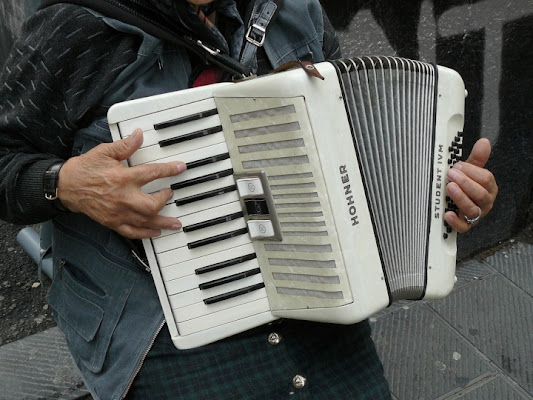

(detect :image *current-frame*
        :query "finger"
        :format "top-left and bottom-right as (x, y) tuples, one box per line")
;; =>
(464, 138), (491, 168)
(447, 168), (493, 210)
(451, 162), (497, 195)
(444, 210), (471, 233)
(446, 181), (481, 220)
(126, 188), (175, 216)
(116, 223), (163, 240)
(120, 212), (182, 233)
(99, 129), (144, 162)
(129, 161), (187, 186)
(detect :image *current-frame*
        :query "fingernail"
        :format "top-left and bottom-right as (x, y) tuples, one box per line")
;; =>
(177, 162), (187, 174)
(171, 223), (182, 230)
(448, 168), (460, 180)
(167, 191), (174, 201)
(131, 129), (140, 139)
(453, 162), (463, 170)
(447, 182), (460, 196)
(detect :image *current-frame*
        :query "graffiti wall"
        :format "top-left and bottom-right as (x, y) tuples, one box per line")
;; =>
(1, 0), (532, 260)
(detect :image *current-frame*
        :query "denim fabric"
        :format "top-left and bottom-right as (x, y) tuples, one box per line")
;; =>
(43, 2), (368, 400)
(263, 0), (327, 67)
(46, 11), (190, 400)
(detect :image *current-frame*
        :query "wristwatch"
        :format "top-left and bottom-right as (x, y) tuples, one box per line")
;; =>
(44, 161), (67, 210)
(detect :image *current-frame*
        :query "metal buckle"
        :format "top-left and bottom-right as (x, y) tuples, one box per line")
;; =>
(246, 23), (266, 47)
(196, 40), (221, 56)
(45, 190), (58, 201)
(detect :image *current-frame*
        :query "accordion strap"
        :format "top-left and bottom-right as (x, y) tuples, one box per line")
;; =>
(240, 0), (283, 75)
(38, 0), (252, 79)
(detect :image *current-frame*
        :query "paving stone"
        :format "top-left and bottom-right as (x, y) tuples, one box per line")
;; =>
(371, 304), (494, 400)
(371, 259), (493, 322)
(430, 274), (533, 395)
(0, 327), (89, 400)
(454, 259), (494, 289)
(484, 241), (533, 297)
(451, 375), (531, 400)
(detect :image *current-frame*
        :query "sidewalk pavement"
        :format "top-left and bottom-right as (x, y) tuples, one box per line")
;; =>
(0, 239), (531, 400)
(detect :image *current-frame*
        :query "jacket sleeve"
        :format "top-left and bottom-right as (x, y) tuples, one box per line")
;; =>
(321, 7), (342, 60)
(0, 4), (139, 224)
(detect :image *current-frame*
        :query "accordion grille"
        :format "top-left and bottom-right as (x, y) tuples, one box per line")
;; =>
(333, 56), (437, 301)
(216, 97), (354, 311)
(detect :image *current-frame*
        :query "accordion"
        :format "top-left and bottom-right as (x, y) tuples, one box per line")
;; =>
(108, 56), (466, 349)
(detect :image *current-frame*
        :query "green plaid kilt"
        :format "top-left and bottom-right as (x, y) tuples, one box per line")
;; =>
(126, 319), (391, 400)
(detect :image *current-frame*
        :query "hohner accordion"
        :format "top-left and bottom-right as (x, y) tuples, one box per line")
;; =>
(108, 56), (465, 349)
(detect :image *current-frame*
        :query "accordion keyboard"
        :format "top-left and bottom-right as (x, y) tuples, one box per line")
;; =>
(118, 97), (272, 337)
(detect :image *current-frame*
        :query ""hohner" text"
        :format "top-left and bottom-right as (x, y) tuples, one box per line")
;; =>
(339, 165), (359, 226)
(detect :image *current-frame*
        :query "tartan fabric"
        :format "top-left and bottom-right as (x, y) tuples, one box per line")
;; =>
(126, 320), (391, 399)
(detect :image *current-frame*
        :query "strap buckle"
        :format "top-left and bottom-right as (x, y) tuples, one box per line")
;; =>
(45, 190), (58, 201)
(246, 23), (266, 47)
(196, 40), (221, 56)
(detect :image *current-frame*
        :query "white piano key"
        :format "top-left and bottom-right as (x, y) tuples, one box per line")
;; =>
(173, 190), (241, 221)
(156, 230), (252, 267)
(154, 217), (247, 254)
(138, 114), (221, 148)
(176, 297), (271, 336)
(157, 201), (244, 239)
(164, 258), (260, 295)
(168, 273), (264, 309)
(118, 98), (218, 137)
(159, 243), (256, 281)
(133, 141), (229, 167)
(174, 286), (268, 323)
(142, 159), (234, 194)
(172, 174), (236, 203)
(130, 130), (226, 165)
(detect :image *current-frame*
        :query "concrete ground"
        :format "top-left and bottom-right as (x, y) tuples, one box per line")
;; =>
(0, 235), (531, 399)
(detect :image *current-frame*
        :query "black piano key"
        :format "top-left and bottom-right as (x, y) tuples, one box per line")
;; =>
(175, 184), (237, 206)
(196, 253), (257, 275)
(171, 169), (234, 191)
(244, 199), (270, 216)
(184, 211), (244, 233)
(199, 268), (261, 290)
(159, 126), (223, 148)
(187, 227), (249, 249)
(154, 108), (218, 130)
(186, 153), (230, 170)
(203, 282), (266, 305)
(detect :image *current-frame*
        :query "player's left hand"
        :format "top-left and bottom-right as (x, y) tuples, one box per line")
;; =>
(444, 138), (498, 233)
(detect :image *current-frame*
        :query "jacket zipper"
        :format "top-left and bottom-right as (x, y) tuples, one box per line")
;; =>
(121, 320), (166, 399)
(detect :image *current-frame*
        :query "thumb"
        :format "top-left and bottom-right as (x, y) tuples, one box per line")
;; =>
(100, 129), (144, 161)
(464, 138), (491, 168)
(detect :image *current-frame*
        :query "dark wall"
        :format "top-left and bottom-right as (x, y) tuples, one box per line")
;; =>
(323, 0), (533, 260)
(1, 0), (532, 261)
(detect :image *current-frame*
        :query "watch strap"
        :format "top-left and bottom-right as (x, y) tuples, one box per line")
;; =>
(44, 162), (67, 212)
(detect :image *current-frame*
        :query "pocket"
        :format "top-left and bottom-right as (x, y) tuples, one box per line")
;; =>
(46, 219), (137, 374)
(47, 269), (104, 343)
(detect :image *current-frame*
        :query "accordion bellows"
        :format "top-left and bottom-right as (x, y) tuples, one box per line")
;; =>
(108, 56), (466, 349)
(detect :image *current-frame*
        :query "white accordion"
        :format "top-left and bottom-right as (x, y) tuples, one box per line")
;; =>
(108, 56), (466, 349)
